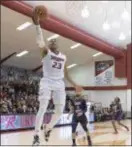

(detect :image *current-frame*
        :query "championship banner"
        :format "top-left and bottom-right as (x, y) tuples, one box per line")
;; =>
(95, 60), (114, 85)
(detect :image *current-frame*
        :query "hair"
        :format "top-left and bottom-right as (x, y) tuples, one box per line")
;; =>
(48, 39), (58, 50)
(48, 39), (57, 45)
(75, 94), (83, 98)
(115, 97), (120, 103)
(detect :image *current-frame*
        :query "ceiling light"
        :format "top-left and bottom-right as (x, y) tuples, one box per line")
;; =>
(70, 43), (81, 49)
(47, 34), (60, 41)
(121, 9), (130, 21)
(103, 22), (110, 31)
(16, 50), (29, 57)
(119, 33), (126, 40)
(81, 6), (90, 18)
(93, 52), (103, 57)
(67, 64), (77, 69)
(100, 1), (108, 3)
(111, 21), (120, 28)
(16, 22), (32, 31)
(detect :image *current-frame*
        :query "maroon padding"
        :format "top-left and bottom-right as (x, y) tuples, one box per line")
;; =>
(66, 85), (127, 91)
(0, 52), (16, 64)
(2, 1), (125, 58)
(127, 43), (132, 89)
(115, 51), (127, 78)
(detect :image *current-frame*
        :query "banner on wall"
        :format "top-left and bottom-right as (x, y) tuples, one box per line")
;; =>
(95, 60), (114, 85)
(0, 113), (94, 131)
(0, 114), (72, 131)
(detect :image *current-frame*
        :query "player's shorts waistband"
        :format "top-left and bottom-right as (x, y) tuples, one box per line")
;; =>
(41, 77), (64, 81)
(40, 77), (65, 91)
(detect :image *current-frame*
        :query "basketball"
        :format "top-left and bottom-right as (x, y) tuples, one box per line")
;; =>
(34, 5), (48, 19)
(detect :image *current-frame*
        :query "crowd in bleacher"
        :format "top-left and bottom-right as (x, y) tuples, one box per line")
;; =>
(0, 65), (66, 114)
(0, 65), (41, 114)
(1, 65), (124, 122)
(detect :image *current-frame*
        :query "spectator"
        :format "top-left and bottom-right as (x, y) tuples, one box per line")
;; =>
(22, 104), (27, 113)
(17, 104), (24, 114)
(0, 65), (41, 114)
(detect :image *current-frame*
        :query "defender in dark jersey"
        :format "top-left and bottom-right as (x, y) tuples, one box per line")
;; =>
(111, 97), (129, 134)
(68, 94), (92, 146)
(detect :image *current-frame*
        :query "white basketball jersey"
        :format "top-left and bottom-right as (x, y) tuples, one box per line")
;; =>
(42, 50), (66, 80)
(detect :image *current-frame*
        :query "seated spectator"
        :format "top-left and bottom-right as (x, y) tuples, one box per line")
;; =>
(17, 104), (24, 114)
(0, 65), (41, 115)
(12, 107), (17, 114)
(22, 104), (27, 113)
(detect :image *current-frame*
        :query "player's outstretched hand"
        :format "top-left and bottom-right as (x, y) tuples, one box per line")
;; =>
(32, 6), (48, 25)
(32, 8), (40, 25)
(75, 85), (84, 94)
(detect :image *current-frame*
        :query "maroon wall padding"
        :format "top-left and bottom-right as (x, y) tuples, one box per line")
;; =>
(1, 1), (125, 58)
(0, 52), (16, 64)
(66, 85), (127, 91)
(115, 51), (127, 78)
(32, 65), (42, 72)
(127, 43), (132, 89)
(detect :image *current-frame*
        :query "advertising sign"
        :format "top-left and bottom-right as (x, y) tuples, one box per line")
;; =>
(95, 60), (114, 85)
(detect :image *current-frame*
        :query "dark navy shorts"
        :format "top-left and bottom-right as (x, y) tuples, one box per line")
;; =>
(72, 113), (88, 132)
(72, 113), (88, 124)
(113, 111), (123, 121)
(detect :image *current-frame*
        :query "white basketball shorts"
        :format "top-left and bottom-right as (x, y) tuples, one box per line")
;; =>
(38, 78), (66, 105)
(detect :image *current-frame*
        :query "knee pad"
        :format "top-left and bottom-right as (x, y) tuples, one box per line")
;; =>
(54, 104), (64, 115)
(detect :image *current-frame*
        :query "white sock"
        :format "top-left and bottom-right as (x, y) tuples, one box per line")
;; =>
(35, 99), (49, 136)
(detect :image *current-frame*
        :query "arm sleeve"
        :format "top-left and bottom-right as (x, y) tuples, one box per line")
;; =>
(36, 25), (45, 48)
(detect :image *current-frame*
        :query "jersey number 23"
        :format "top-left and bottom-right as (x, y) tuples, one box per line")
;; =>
(52, 61), (62, 69)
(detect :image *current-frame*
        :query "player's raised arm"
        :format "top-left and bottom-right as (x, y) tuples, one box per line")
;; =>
(64, 64), (84, 93)
(32, 6), (48, 58)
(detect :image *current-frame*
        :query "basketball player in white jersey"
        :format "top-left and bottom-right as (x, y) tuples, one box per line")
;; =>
(32, 8), (83, 145)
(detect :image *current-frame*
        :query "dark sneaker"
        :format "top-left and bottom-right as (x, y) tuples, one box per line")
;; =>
(44, 129), (52, 142)
(32, 135), (40, 146)
(72, 142), (77, 146)
(87, 136), (92, 146)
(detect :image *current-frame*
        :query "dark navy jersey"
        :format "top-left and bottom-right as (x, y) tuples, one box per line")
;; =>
(110, 102), (123, 120)
(110, 102), (122, 114)
(115, 102), (122, 112)
(69, 97), (87, 117)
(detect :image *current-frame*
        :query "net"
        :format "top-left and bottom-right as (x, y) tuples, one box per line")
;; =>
(65, 1), (87, 16)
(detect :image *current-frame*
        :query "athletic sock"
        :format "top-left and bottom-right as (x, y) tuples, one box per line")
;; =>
(34, 99), (49, 136)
